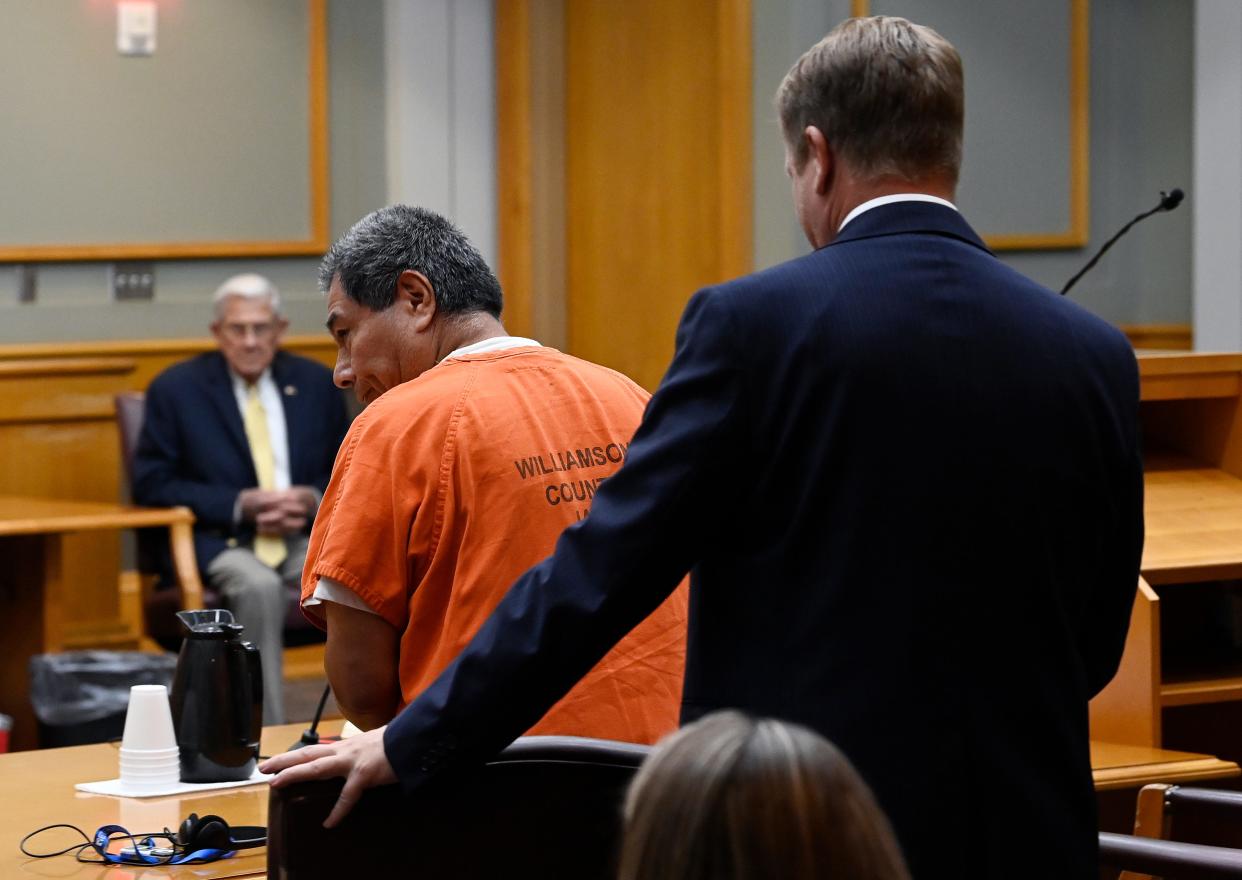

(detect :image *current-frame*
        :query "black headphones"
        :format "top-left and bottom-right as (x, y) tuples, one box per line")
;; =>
(176, 813), (266, 852)
(22, 814), (267, 867)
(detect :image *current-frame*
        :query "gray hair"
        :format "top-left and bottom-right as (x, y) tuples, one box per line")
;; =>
(318, 205), (503, 318)
(212, 273), (282, 318)
(776, 16), (964, 183)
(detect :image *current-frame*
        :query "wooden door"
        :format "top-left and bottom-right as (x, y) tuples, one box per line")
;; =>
(498, 0), (752, 391)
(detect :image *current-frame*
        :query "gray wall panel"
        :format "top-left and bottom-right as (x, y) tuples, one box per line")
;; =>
(752, 0), (1194, 327)
(0, 0), (312, 245)
(0, 0), (388, 342)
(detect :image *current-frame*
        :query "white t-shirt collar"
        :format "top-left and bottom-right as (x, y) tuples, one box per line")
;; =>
(443, 335), (542, 361)
(838, 193), (958, 232)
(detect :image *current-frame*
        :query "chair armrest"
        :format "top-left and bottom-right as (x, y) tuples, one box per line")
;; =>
(1099, 831), (1242, 878)
(165, 509), (203, 609)
(1168, 787), (1242, 813)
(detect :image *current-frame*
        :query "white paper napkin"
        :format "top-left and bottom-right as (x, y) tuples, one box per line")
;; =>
(75, 768), (271, 799)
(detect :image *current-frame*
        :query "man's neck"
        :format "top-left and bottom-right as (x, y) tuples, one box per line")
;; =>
(822, 174), (956, 245)
(432, 313), (509, 364)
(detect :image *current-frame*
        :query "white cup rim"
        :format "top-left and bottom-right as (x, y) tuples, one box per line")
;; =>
(119, 751), (179, 759)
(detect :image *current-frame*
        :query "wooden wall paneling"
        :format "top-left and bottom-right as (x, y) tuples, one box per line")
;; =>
(564, 0), (752, 391)
(0, 358), (136, 640)
(1123, 324), (1193, 352)
(715, 0), (754, 283)
(497, 0), (567, 348)
(496, 0), (536, 339)
(528, 0), (569, 350)
(0, 337), (337, 652)
(1089, 578), (1161, 747)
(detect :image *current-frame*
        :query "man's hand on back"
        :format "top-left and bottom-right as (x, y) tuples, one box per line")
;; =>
(260, 726), (397, 828)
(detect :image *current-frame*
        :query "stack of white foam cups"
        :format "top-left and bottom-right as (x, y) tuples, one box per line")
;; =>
(118, 685), (180, 792)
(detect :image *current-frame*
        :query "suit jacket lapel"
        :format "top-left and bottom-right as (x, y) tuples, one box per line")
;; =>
(200, 352), (253, 468)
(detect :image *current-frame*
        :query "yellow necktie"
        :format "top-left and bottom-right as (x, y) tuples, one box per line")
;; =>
(243, 384), (287, 569)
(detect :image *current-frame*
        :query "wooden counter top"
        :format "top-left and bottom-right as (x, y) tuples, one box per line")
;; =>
(1091, 740), (1240, 792)
(1141, 452), (1242, 585)
(0, 721), (341, 879)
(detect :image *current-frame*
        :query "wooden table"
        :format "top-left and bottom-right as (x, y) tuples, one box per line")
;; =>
(0, 721), (340, 879)
(1091, 740), (1240, 792)
(0, 495), (199, 750)
(0, 726), (1232, 879)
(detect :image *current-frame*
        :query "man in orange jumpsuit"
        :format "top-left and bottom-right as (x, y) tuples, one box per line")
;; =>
(302, 204), (686, 743)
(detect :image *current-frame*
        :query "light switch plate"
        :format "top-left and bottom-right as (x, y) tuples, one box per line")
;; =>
(111, 263), (156, 301)
(117, 1), (157, 56)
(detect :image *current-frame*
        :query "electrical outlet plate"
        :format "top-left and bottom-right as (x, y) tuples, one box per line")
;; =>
(15, 265), (35, 304)
(111, 262), (156, 301)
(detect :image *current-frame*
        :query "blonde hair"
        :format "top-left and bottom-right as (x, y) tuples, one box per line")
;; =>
(619, 711), (909, 880)
(776, 16), (963, 183)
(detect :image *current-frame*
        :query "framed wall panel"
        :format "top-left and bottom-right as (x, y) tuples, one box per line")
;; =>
(853, 0), (1088, 250)
(0, 0), (329, 262)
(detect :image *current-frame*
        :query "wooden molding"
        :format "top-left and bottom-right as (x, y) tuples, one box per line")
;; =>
(496, 0), (536, 339)
(718, 0), (755, 279)
(0, 0), (330, 263)
(1123, 323), (1192, 352)
(0, 334), (335, 362)
(0, 357), (136, 378)
(1089, 578), (1161, 748)
(496, 0), (568, 347)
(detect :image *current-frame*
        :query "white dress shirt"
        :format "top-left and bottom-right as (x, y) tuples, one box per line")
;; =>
(839, 193), (958, 232)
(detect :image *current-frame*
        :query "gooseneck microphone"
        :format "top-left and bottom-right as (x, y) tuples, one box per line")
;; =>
(289, 683), (333, 750)
(1060, 187), (1185, 295)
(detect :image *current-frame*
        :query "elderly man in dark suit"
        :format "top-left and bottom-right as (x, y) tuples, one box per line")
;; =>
(264, 17), (1143, 876)
(134, 273), (349, 723)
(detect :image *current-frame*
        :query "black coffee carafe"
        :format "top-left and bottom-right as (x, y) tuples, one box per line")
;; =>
(170, 609), (263, 782)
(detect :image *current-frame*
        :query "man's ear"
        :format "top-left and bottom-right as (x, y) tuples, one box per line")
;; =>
(395, 270), (437, 331)
(804, 125), (832, 194)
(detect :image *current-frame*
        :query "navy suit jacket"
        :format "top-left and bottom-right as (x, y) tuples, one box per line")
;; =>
(133, 350), (349, 572)
(385, 203), (1144, 877)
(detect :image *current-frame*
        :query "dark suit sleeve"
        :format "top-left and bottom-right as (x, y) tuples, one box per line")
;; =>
(132, 375), (241, 529)
(384, 287), (746, 790)
(313, 388), (351, 494)
(1081, 348), (1145, 697)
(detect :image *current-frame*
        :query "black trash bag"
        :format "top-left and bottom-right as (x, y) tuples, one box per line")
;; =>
(28, 651), (177, 748)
